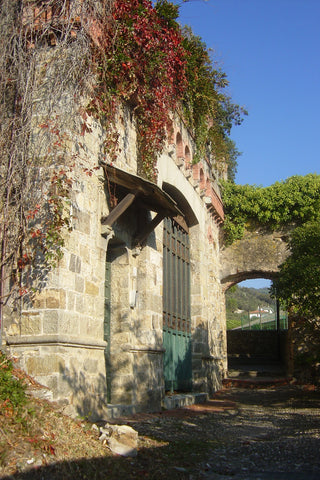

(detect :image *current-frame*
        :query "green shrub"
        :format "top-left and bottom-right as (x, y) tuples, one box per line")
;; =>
(0, 351), (27, 410)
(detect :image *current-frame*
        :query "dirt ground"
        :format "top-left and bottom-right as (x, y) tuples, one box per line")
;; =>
(1, 383), (320, 480)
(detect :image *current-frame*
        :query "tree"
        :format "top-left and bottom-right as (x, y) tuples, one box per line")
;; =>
(271, 221), (320, 318)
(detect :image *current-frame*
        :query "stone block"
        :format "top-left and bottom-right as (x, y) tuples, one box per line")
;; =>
(43, 310), (59, 334)
(20, 313), (42, 336)
(75, 294), (85, 314)
(111, 388), (133, 405)
(73, 209), (90, 235)
(42, 375), (58, 392)
(74, 274), (84, 293)
(67, 291), (76, 310)
(85, 280), (99, 296)
(69, 253), (82, 273)
(32, 292), (46, 309)
(110, 353), (132, 376)
(87, 319), (103, 339)
(84, 358), (98, 373)
(59, 270), (75, 290)
(59, 313), (79, 336)
(26, 354), (65, 375)
(46, 289), (66, 309)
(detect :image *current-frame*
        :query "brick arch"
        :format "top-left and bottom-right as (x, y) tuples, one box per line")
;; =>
(199, 167), (205, 190)
(176, 132), (183, 158)
(220, 229), (291, 292)
(185, 145), (191, 167)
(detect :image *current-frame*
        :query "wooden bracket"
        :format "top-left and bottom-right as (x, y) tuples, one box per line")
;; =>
(133, 212), (166, 248)
(101, 192), (136, 227)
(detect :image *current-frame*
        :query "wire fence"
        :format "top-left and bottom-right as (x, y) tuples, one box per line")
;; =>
(227, 310), (288, 331)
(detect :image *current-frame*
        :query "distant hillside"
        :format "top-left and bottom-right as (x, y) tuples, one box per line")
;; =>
(226, 285), (276, 330)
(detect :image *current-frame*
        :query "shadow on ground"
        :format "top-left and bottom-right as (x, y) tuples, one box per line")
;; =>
(2, 385), (320, 480)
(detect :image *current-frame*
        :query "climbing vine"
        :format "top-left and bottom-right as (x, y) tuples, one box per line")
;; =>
(221, 174), (320, 245)
(89, 0), (245, 180)
(0, 0), (102, 320)
(89, 0), (187, 180)
(1, 0), (245, 322)
(181, 27), (246, 176)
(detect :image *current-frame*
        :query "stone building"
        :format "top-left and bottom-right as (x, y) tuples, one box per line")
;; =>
(3, 105), (228, 418)
(2, 2), (228, 419)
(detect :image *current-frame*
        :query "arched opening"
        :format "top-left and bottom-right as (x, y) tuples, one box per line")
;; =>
(162, 182), (198, 227)
(163, 216), (192, 392)
(176, 132), (183, 159)
(225, 276), (289, 383)
(226, 278), (287, 331)
(161, 183), (199, 393)
(185, 145), (191, 167)
(199, 168), (205, 190)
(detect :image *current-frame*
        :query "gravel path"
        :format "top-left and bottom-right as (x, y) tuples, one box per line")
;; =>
(200, 386), (320, 479)
(127, 384), (320, 480)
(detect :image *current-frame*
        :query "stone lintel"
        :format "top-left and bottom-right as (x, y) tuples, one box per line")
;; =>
(6, 334), (107, 350)
(129, 346), (165, 355)
(202, 355), (223, 361)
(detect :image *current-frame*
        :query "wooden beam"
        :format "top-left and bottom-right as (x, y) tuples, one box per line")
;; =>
(101, 192), (136, 227)
(100, 163), (183, 217)
(133, 212), (165, 247)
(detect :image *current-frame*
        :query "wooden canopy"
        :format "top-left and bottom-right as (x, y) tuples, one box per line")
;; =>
(100, 162), (184, 247)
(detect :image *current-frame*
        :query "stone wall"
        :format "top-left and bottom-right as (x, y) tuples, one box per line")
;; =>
(227, 330), (284, 360)
(4, 93), (227, 417)
(220, 229), (291, 289)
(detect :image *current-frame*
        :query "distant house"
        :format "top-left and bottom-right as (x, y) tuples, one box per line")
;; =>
(249, 307), (273, 319)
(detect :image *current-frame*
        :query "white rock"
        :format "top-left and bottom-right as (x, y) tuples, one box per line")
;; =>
(107, 437), (137, 457)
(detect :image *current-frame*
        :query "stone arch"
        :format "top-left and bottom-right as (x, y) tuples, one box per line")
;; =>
(162, 182), (198, 227)
(220, 229), (290, 291)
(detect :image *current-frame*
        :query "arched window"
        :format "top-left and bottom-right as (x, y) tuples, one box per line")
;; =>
(176, 132), (183, 159)
(185, 145), (191, 167)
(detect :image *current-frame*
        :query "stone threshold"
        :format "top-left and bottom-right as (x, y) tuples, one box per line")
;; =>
(105, 392), (208, 420)
(163, 392), (208, 410)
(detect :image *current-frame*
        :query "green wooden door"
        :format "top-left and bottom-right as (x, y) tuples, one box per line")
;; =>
(163, 217), (192, 392)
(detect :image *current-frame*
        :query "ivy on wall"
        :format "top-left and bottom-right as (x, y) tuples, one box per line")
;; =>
(1, 0), (245, 311)
(221, 174), (320, 245)
(90, 0), (245, 180)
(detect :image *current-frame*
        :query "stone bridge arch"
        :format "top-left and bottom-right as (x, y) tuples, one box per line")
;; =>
(220, 229), (291, 290)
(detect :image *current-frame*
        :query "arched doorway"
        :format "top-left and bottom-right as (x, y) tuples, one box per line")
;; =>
(163, 216), (192, 392)
(225, 277), (289, 380)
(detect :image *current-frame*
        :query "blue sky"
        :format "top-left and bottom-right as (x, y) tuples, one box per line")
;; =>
(176, 0), (320, 188)
(175, 0), (320, 288)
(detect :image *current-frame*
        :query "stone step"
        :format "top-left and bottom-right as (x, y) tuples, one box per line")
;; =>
(223, 376), (291, 388)
(163, 392), (208, 410)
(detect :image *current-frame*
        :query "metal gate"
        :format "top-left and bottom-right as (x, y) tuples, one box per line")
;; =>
(163, 217), (192, 392)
